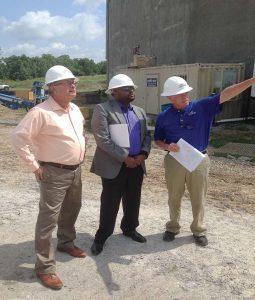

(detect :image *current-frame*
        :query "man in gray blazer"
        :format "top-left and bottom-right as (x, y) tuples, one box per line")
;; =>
(90, 74), (151, 255)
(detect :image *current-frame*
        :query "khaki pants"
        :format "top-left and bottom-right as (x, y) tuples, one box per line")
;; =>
(164, 154), (210, 236)
(34, 165), (82, 275)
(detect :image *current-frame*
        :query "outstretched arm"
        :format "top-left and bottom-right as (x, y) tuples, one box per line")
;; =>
(220, 77), (255, 104)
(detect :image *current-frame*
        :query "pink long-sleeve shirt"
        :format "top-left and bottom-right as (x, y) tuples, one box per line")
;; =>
(11, 96), (86, 172)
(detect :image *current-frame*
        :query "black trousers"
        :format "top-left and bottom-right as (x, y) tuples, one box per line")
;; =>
(94, 164), (144, 244)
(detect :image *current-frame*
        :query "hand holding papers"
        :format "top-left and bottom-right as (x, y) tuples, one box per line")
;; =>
(109, 124), (130, 147)
(169, 138), (205, 172)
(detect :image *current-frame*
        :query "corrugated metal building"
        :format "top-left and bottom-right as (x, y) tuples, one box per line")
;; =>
(106, 0), (255, 119)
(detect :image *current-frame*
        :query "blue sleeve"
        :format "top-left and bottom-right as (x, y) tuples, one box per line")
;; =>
(198, 94), (222, 118)
(154, 113), (165, 141)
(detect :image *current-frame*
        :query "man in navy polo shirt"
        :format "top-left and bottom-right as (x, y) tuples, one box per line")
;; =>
(154, 76), (255, 246)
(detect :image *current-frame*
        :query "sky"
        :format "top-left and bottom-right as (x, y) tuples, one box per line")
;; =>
(0, 0), (106, 62)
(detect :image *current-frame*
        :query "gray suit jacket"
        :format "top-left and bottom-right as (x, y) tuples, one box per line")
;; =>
(90, 99), (151, 179)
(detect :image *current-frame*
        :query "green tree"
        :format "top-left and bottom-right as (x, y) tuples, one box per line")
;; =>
(0, 61), (7, 79)
(5, 55), (32, 80)
(0, 54), (107, 80)
(96, 61), (107, 74)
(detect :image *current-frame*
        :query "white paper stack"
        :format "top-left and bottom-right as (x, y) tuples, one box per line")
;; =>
(169, 138), (205, 172)
(109, 124), (130, 147)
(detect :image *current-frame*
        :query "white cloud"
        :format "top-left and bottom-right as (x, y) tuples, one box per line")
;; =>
(73, 13), (105, 40)
(73, 0), (106, 9)
(4, 10), (104, 42)
(1, 9), (106, 61)
(73, 0), (92, 4)
(2, 42), (105, 62)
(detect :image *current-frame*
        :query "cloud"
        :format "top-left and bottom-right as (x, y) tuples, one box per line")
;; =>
(1, 9), (105, 61)
(3, 42), (96, 59)
(73, 0), (106, 9)
(73, 0), (106, 14)
(4, 10), (104, 42)
(73, 0), (93, 4)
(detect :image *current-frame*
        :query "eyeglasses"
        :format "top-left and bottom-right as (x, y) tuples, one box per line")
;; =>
(53, 79), (77, 86)
(119, 86), (135, 92)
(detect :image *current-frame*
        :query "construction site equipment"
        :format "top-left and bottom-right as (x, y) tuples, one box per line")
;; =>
(117, 62), (245, 121)
(0, 93), (35, 110)
(32, 81), (47, 103)
(0, 81), (48, 110)
(15, 90), (35, 101)
(0, 84), (10, 91)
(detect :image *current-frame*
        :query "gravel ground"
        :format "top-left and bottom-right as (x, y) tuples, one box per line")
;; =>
(0, 106), (255, 300)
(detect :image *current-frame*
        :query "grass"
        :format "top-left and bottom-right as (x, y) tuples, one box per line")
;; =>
(77, 74), (106, 92)
(210, 123), (255, 161)
(209, 123), (255, 148)
(4, 74), (107, 92)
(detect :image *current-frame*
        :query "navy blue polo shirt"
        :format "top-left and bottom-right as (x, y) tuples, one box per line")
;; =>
(154, 94), (221, 152)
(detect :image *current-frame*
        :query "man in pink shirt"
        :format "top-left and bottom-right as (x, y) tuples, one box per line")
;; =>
(11, 65), (86, 290)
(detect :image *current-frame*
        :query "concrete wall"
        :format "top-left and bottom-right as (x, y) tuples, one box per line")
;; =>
(107, 0), (255, 79)
(106, 0), (255, 118)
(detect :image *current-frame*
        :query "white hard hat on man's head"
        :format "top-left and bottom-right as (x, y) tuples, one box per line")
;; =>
(106, 74), (137, 94)
(45, 65), (78, 86)
(161, 76), (193, 97)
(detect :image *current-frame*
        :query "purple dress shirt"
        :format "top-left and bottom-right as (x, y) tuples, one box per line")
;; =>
(120, 104), (141, 156)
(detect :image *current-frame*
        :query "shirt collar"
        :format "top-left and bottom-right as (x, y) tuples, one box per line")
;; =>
(171, 102), (191, 114)
(48, 96), (74, 112)
(119, 102), (133, 112)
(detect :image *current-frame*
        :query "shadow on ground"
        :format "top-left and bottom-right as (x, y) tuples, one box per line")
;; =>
(0, 232), (193, 295)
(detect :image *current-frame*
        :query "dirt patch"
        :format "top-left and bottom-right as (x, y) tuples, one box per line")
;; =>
(0, 106), (255, 299)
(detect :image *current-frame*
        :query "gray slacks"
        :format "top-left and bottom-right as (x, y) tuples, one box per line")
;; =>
(34, 165), (82, 274)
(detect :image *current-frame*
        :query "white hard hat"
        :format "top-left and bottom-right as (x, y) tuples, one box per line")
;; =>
(106, 74), (137, 94)
(161, 76), (193, 96)
(45, 65), (78, 86)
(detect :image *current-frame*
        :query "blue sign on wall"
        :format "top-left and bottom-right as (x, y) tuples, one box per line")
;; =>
(147, 78), (157, 87)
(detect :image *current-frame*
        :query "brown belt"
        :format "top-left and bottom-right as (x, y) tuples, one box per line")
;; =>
(39, 161), (80, 170)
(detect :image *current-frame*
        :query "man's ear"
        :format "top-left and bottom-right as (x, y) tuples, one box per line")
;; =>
(111, 89), (116, 97)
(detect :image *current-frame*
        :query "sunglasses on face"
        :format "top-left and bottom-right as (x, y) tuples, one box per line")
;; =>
(119, 86), (135, 92)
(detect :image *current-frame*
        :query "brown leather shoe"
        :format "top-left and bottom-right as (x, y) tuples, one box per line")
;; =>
(37, 273), (63, 290)
(57, 245), (86, 258)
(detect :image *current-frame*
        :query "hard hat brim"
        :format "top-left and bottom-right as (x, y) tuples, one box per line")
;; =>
(106, 84), (138, 94)
(161, 86), (193, 97)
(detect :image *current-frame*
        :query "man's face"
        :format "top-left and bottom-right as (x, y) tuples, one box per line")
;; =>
(112, 86), (135, 103)
(168, 92), (189, 110)
(51, 78), (77, 101)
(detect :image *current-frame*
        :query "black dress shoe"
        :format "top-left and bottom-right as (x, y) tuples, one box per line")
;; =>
(123, 230), (147, 243)
(163, 231), (177, 242)
(91, 242), (104, 256)
(193, 235), (208, 247)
